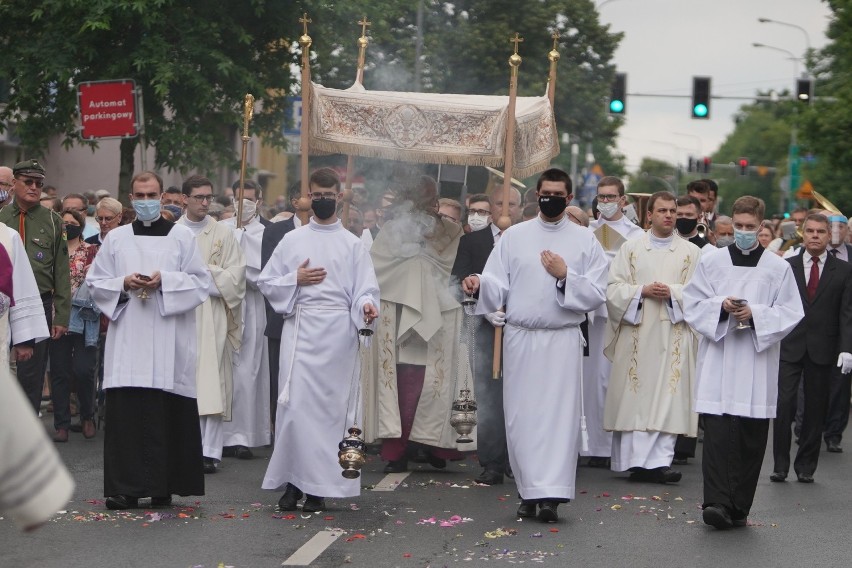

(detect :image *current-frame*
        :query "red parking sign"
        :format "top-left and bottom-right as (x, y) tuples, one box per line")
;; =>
(77, 80), (138, 139)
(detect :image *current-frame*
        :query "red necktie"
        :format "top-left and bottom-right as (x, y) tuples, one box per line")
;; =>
(807, 255), (820, 301)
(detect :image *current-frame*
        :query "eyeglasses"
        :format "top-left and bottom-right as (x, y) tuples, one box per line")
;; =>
(189, 194), (214, 203)
(440, 213), (459, 223)
(0, 182), (12, 189)
(16, 177), (45, 189)
(596, 194), (620, 202)
(310, 192), (338, 200)
(468, 208), (491, 216)
(96, 215), (117, 223)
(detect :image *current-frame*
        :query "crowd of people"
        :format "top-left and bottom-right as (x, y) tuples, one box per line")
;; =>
(2, 159), (850, 533)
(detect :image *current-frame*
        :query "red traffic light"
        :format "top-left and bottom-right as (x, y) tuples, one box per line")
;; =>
(702, 157), (712, 174)
(738, 158), (749, 176)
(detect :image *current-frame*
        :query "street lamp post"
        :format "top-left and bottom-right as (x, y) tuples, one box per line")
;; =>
(752, 42), (801, 78)
(757, 17), (812, 53)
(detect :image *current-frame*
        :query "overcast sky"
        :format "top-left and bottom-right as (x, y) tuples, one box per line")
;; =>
(597, 0), (831, 173)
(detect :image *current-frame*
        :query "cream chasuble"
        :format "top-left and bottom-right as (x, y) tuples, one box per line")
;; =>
(604, 233), (701, 438)
(364, 213), (470, 450)
(177, 216), (245, 419)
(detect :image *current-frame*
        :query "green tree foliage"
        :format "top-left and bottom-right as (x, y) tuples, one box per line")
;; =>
(0, 0), (294, 192)
(712, 97), (797, 214)
(800, 0), (852, 212)
(627, 158), (679, 195)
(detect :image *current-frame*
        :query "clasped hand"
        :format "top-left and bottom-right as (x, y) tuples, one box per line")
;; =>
(722, 296), (752, 322)
(124, 271), (161, 291)
(641, 282), (671, 300)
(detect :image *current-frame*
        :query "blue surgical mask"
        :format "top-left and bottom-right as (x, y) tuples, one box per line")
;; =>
(87, 205), (96, 216)
(132, 199), (161, 222)
(734, 228), (758, 250)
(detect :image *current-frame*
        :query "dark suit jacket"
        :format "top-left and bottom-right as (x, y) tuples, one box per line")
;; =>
(451, 225), (496, 280)
(782, 252), (852, 366)
(259, 216), (272, 228)
(261, 217), (296, 339)
(84, 233), (101, 246)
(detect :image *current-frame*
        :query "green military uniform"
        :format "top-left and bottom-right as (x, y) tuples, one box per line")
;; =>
(0, 193), (70, 327)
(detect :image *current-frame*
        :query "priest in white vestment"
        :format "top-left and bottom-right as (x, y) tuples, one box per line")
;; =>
(221, 200), (271, 458)
(464, 168), (608, 523)
(259, 168), (379, 513)
(683, 196), (803, 529)
(177, 175), (246, 473)
(86, 172), (211, 511)
(365, 176), (468, 473)
(603, 191), (701, 483)
(583, 176), (644, 466)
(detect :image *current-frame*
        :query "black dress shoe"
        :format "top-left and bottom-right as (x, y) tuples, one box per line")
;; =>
(516, 501), (537, 518)
(474, 469), (504, 485)
(106, 495), (138, 510)
(384, 459), (408, 473)
(302, 495), (326, 513)
(797, 473), (814, 483)
(222, 446), (237, 458)
(671, 457), (688, 466)
(769, 471), (787, 482)
(234, 445), (254, 460)
(537, 501), (559, 523)
(278, 483), (304, 511)
(827, 440), (843, 453)
(732, 516), (748, 528)
(657, 467), (682, 483)
(150, 495), (172, 507)
(427, 454), (447, 469)
(203, 457), (218, 474)
(587, 456), (611, 468)
(702, 504), (733, 529)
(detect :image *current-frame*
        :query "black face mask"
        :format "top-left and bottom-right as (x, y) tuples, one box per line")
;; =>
(675, 218), (698, 235)
(65, 224), (83, 240)
(538, 195), (567, 219)
(311, 197), (337, 220)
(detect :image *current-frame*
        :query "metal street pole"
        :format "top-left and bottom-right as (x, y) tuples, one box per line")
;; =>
(752, 43), (801, 79)
(757, 17), (812, 52)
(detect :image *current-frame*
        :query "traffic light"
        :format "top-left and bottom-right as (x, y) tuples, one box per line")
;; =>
(702, 157), (712, 174)
(687, 156), (694, 173)
(691, 76), (711, 119)
(738, 157), (749, 176)
(609, 73), (626, 115)
(796, 78), (812, 104)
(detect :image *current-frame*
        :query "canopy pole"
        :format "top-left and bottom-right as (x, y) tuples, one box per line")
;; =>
(546, 31), (560, 108)
(236, 94), (254, 229)
(342, 16), (371, 229)
(297, 13), (313, 226)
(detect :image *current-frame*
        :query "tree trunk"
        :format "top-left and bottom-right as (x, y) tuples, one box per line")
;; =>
(117, 137), (138, 206)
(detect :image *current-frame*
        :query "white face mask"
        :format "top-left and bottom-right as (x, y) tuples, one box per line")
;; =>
(238, 199), (257, 224)
(467, 213), (490, 232)
(597, 201), (620, 219)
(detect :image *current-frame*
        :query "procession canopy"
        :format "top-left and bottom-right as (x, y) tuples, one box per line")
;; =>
(309, 81), (560, 180)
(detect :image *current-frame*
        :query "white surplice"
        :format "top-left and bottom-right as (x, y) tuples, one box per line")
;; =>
(259, 219), (379, 497)
(220, 216), (271, 448)
(476, 215), (608, 500)
(0, 226), (49, 364)
(683, 247), (804, 418)
(581, 216), (644, 457)
(85, 223), (211, 398)
(603, 232), (701, 471)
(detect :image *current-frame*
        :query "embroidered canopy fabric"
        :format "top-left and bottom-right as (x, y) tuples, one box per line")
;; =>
(309, 82), (560, 179)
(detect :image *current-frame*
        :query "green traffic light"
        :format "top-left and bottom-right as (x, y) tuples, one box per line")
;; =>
(693, 103), (708, 118)
(609, 100), (624, 114)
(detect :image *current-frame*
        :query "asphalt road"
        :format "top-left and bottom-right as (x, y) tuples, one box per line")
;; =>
(3, 414), (852, 568)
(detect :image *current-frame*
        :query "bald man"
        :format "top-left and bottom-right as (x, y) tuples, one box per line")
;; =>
(566, 206), (590, 227)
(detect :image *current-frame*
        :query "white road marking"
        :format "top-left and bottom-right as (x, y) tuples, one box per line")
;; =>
(372, 471), (411, 491)
(282, 530), (343, 566)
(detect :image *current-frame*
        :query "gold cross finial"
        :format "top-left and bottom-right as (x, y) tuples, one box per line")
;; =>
(510, 33), (524, 55)
(551, 30), (560, 50)
(299, 13), (312, 35)
(358, 16), (371, 37)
